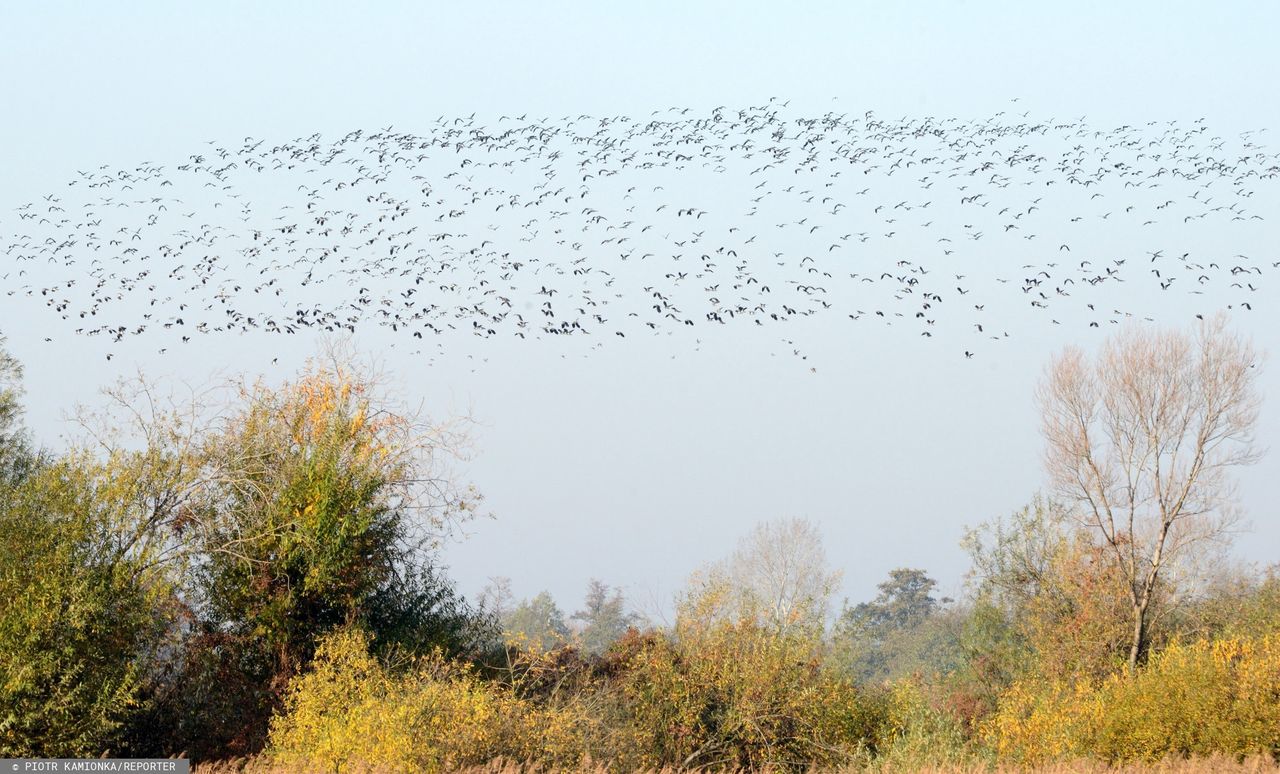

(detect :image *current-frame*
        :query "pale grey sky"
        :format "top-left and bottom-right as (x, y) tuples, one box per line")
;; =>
(1, 2), (1277, 618)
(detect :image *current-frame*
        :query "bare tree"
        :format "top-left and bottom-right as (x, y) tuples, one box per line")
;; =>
(1037, 315), (1262, 670)
(690, 517), (842, 634)
(477, 576), (516, 623)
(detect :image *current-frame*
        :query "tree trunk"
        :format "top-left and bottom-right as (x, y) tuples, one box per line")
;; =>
(1127, 602), (1147, 673)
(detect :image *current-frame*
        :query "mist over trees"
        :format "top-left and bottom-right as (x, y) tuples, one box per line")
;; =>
(0, 321), (1276, 769)
(684, 517), (843, 635)
(479, 577), (646, 655)
(573, 579), (646, 655)
(832, 568), (957, 684)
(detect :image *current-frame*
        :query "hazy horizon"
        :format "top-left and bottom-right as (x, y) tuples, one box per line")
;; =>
(2, 2), (1278, 620)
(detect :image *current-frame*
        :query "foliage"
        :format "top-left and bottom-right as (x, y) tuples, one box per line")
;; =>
(0, 332), (22, 450)
(4, 330), (1279, 770)
(599, 574), (889, 770)
(962, 496), (1134, 683)
(0, 456), (177, 756)
(832, 568), (959, 684)
(269, 627), (612, 773)
(851, 569), (949, 631)
(1177, 565), (1280, 641)
(197, 364), (415, 670)
(870, 679), (986, 771)
(938, 596), (1029, 726)
(266, 576), (895, 773)
(502, 591), (571, 652)
(269, 627), (520, 773)
(985, 632), (1280, 764)
(0, 347), (489, 760)
(363, 562), (492, 658)
(162, 355), (483, 757)
(572, 579), (644, 655)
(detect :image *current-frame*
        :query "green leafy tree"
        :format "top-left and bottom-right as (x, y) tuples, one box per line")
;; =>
(0, 355), (203, 757)
(832, 568), (954, 683)
(846, 569), (947, 631)
(0, 338), (36, 493)
(504, 591), (570, 651)
(0, 346), (486, 760)
(959, 495), (1134, 687)
(0, 456), (178, 756)
(176, 355), (482, 756)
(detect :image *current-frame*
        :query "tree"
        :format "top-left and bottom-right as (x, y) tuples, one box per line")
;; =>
(630, 566), (881, 770)
(846, 569), (947, 631)
(0, 332), (24, 454)
(962, 496), (1133, 683)
(62, 349), (483, 758)
(503, 591), (570, 651)
(1037, 316), (1261, 670)
(0, 338), (38, 495)
(0, 343), (486, 758)
(0, 456), (177, 756)
(572, 579), (643, 655)
(477, 576), (516, 622)
(0, 357), (195, 757)
(832, 568), (954, 682)
(695, 517), (842, 635)
(179, 353), (481, 755)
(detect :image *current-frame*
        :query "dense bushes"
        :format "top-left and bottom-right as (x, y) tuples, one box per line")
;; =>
(207, 620), (1280, 771)
(610, 623), (885, 769)
(267, 618), (892, 773)
(270, 628), (541, 773)
(268, 565), (893, 772)
(986, 633), (1280, 764)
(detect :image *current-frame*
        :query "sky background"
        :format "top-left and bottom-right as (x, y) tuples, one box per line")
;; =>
(1, 1), (1278, 620)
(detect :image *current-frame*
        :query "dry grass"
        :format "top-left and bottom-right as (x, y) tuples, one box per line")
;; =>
(193, 753), (1280, 774)
(870, 758), (1280, 774)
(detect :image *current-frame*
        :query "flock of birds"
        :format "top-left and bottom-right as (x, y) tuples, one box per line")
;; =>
(2, 100), (1278, 364)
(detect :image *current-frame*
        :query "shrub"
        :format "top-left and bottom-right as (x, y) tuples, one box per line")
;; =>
(986, 633), (1280, 764)
(268, 628), (601, 773)
(605, 599), (888, 770)
(269, 628), (525, 773)
(872, 679), (986, 770)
